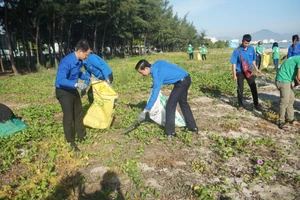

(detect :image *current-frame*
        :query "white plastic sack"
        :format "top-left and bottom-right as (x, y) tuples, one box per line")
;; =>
(148, 90), (186, 127)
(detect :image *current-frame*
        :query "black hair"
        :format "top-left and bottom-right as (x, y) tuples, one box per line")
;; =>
(292, 35), (299, 42)
(75, 39), (91, 52)
(292, 35), (299, 50)
(135, 59), (151, 70)
(272, 42), (278, 48)
(242, 34), (252, 42)
(258, 41), (262, 45)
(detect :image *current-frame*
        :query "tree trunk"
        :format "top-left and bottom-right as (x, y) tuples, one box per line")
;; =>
(22, 5), (30, 72)
(66, 22), (72, 54)
(58, 18), (64, 61)
(101, 22), (108, 59)
(130, 38), (133, 56)
(35, 16), (41, 67)
(93, 16), (99, 54)
(0, 58), (4, 72)
(48, 24), (53, 68)
(4, 0), (19, 75)
(0, 43), (10, 68)
(52, 14), (58, 67)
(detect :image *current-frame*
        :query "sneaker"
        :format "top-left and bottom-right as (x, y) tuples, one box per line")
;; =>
(254, 104), (264, 111)
(70, 142), (80, 152)
(294, 85), (300, 91)
(187, 127), (199, 134)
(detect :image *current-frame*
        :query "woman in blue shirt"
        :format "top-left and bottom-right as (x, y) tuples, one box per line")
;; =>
(135, 59), (198, 140)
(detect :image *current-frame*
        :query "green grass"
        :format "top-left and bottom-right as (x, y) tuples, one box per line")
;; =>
(0, 49), (299, 200)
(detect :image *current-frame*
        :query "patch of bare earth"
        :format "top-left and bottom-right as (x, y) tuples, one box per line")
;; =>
(60, 82), (299, 199)
(1, 80), (299, 199)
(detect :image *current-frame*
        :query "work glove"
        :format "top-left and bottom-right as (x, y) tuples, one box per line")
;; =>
(75, 83), (87, 90)
(89, 77), (99, 82)
(81, 89), (86, 97)
(138, 111), (146, 122)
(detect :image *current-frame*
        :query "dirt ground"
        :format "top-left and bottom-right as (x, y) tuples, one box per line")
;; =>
(1, 75), (299, 200)
(64, 81), (300, 200)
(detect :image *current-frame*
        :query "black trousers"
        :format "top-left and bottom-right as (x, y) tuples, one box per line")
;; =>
(56, 88), (86, 143)
(256, 54), (261, 69)
(236, 72), (258, 107)
(189, 53), (194, 60)
(165, 75), (197, 134)
(202, 54), (206, 60)
(88, 73), (114, 104)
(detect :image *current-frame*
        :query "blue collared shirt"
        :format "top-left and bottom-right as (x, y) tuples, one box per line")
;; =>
(83, 54), (112, 85)
(287, 42), (300, 58)
(230, 45), (256, 72)
(54, 52), (89, 90)
(145, 60), (188, 111)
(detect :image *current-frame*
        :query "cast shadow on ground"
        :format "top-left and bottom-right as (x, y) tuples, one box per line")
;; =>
(126, 100), (147, 110)
(258, 93), (300, 118)
(200, 86), (237, 108)
(46, 171), (125, 200)
(198, 86), (300, 125)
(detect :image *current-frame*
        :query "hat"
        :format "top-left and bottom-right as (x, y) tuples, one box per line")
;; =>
(189, 44), (191, 46)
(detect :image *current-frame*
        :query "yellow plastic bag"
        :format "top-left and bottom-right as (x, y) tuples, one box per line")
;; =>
(262, 54), (270, 68)
(83, 81), (118, 129)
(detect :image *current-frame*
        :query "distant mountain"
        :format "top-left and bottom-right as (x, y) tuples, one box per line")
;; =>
(216, 29), (300, 41)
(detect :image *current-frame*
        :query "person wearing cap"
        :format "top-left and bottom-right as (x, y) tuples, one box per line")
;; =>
(255, 41), (264, 69)
(275, 56), (300, 129)
(81, 53), (113, 104)
(201, 45), (207, 60)
(230, 34), (263, 111)
(272, 42), (280, 71)
(187, 44), (194, 60)
(54, 39), (92, 152)
(135, 59), (198, 141)
(287, 35), (300, 90)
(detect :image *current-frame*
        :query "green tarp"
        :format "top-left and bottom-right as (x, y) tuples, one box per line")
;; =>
(0, 118), (27, 137)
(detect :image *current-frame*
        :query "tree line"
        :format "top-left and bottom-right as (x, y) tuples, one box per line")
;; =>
(0, 0), (228, 75)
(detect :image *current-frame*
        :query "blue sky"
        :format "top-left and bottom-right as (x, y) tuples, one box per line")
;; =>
(168, 0), (299, 38)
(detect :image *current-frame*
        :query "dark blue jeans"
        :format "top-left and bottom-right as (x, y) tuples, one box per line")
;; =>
(165, 75), (197, 134)
(273, 59), (279, 70)
(256, 54), (261, 69)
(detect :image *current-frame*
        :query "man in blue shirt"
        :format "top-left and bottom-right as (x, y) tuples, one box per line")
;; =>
(135, 59), (198, 140)
(55, 39), (92, 152)
(82, 53), (113, 104)
(230, 34), (263, 111)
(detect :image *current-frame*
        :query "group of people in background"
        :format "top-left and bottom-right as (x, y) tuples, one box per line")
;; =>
(255, 40), (280, 71)
(187, 44), (207, 60)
